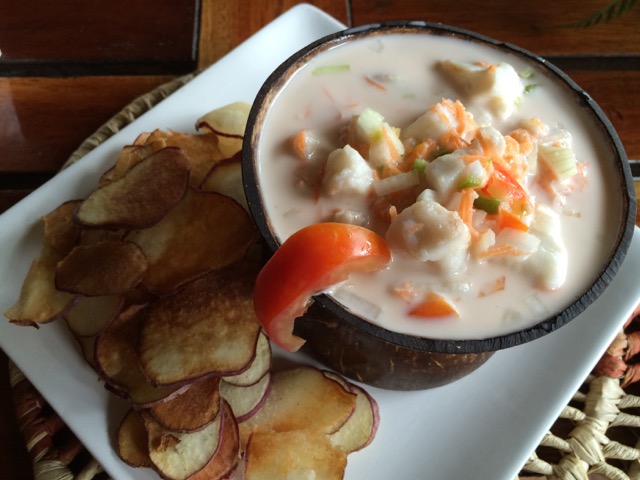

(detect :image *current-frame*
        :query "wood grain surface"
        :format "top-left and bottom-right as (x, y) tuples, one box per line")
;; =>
(0, 0), (637, 478)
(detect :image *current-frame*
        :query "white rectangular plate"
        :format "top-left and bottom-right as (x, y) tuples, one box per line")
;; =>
(1, 4), (639, 479)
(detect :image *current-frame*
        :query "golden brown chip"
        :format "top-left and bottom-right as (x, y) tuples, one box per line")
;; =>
(244, 430), (348, 480)
(64, 294), (122, 337)
(199, 153), (247, 210)
(4, 244), (76, 327)
(140, 129), (225, 187)
(117, 409), (152, 468)
(75, 147), (190, 229)
(55, 240), (148, 296)
(148, 376), (221, 433)
(99, 138), (168, 187)
(144, 407), (222, 480)
(137, 261), (262, 386)
(42, 200), (83, 255)
(239, 366), (356, 448)
(127, 189), (257, 294)
(220, 372), (271, 423)
(196, 102), (250, 158)
(94, 303), (184, 406)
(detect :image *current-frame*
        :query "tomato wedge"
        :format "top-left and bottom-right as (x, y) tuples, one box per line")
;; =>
(254, 222), (391, 352)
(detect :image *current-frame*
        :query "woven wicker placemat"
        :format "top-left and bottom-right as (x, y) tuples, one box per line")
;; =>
(7, 72), (640, 480)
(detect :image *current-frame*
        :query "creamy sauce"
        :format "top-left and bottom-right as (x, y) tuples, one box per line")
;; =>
(256, 33), (622, 340)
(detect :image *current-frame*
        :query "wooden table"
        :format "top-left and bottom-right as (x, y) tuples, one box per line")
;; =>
(1, 1), (638, 478)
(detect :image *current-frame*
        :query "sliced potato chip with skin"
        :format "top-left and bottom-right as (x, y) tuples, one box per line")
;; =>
(75, 147), (190, 230)
(94, 303), (185, 406)
(137, 261), (262, 386)
(145, 400), (239, 480)
(42, 199), (83, 255)
(148, 376), (222, 433)
(55, 240), (148, 296)
(244, 430), (348, 480)
(196, 102), (250, 158)
(99, 138), (168, 187)
(64, 293), (123, 337)
(199, 153), (247, 211)
(117, 408), (152, 469)
(137, 129), (225, 187)
(4, 244), (76, 327)
(127, 189), (257, 294)
(222, 332), (271, 387)
(238, 366), (357, 448)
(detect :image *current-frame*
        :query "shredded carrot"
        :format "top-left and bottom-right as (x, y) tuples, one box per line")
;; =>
(381, 127), (401, 165)
(478, 244), (527, 259)
(457, 188), (478, 238)
(453, 100), (469, 136)
(365, 76), (387, 91)
(409, 292), (459, 319)
(406, 141), (434, 164)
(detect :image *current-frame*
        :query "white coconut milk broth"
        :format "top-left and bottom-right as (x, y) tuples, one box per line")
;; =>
(257, 33), (622, 340)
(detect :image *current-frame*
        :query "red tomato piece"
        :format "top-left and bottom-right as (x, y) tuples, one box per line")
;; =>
(253, 222), (391, 352)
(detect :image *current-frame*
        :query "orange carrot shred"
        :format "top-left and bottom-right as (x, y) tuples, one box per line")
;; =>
(365, 76), (387, 91)
(457, 188), (478, 238)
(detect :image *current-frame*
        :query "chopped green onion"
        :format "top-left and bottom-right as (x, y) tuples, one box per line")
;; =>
(312, 65), (350, 75)
(412, 157), (428, 175)
(538, 144), (578, 181)
(458, 175), (483, 189)
(524, 84), (539, 94)
(519, 68), (534, 79)
(372, 171), (420, 197)
(473, 195), (501, 214)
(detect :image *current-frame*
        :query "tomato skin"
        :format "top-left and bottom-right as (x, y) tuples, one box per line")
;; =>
(253, 222), (391, 352)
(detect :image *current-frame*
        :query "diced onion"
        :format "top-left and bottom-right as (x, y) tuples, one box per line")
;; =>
(538, 144), (578, 181)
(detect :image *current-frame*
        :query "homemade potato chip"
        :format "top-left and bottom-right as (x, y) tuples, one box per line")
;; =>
(137, 261), (261, 386)
(117, 409), (152, 469)
(238, 366), (356, 447)
(55, 240), (148, 296)
(94, 304), (184, 406)
(148, 376), (222, 433)
(127, 189), (257, 294)
(145, 401), (239, 480)
(199, 153), (247, 210)
(64, 294), (122, 337)
(220, 372), (271, 423)
(75, 147), (190, 229)
(328, 382), (380, 453)
(222, 332), (271, 387)
(99, 138), (167, 187)
(42, 200), (82, 255)
(139, 129), (225, 186)
(4, 244), (76, 327)
(196, 101), (250, 158)
(244, 429), (348, 480)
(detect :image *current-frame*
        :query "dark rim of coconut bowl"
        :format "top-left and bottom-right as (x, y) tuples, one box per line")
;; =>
(242, 21), (637, 355)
